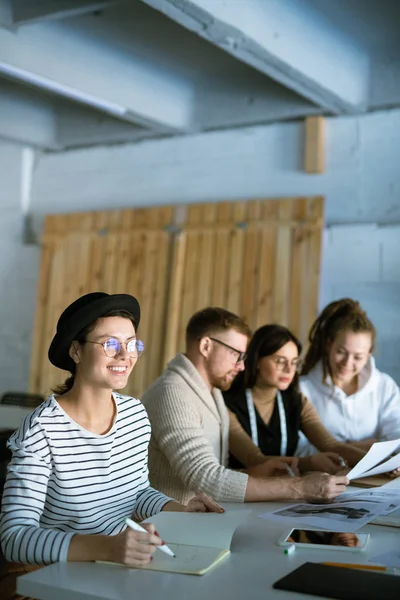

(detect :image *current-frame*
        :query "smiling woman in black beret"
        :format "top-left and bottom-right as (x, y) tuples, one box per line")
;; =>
(0, 292), (222, 599)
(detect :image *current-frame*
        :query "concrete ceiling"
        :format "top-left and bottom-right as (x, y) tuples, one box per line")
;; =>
(0, 0), (399, 151)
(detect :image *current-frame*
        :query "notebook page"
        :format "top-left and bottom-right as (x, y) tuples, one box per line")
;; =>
(142, 544), (230, 575)
(142, 509), (250, 549)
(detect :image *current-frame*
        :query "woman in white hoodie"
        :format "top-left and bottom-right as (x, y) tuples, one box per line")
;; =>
(297, 298), (400, 464)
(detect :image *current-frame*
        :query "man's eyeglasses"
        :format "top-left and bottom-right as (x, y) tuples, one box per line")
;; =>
(271, 356), (303, 372)
(85, 338), (145, 359)
(209, 337), (247, 364)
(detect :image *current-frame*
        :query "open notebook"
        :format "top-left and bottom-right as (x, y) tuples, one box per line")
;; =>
(98, 509), (250, 576)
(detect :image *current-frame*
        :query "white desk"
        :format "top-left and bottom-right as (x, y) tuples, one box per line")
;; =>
(17, 491), (400, 600)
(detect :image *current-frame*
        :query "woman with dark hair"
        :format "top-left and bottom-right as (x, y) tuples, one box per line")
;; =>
(298, 298), (400, 462)
(223, 324), (365, 474)
(0, 292), (222, 600)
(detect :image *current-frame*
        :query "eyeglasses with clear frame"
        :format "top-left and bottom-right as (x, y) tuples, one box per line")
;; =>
(208, 337), (247, 364)
(271, 356), (303, 372)
(84, 338), (145, 359)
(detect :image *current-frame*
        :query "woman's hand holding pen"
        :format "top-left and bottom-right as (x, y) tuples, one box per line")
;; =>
(111, 522), (162, 567)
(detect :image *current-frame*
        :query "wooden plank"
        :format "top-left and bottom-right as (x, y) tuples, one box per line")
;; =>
(146, 229), (170, 384)
(272, 199), (293, 326)
(129, 232), (158, 397)
(305, 196), (324, 338)
(87, 211), (109, 293)
(163, 232), (187, 366)
(60, 212), (95, 311)
(288, 198), (309, 341)
(122, 226), (144, 399)
(241, 200), (262, 329)
(211, 202), (232, 307)
(177, 204), (203, 350)
(42, 240), (68, 396)
(114, 210), (133, 294)
(196, 203), (217, 309)
(226, 202), (246, 316)
(42, 214), (74, 396)
(124, 235), (148, 398)
(253, 200), (278, 328)
(101, 211), (123, 293)
(28, 237), (53, 393)
(305, 116), (325, 174)
(126, 208), (163, 397)
(145, 207), (176, 385)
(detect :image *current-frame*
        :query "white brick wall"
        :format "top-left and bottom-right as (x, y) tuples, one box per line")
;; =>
(31, 108), (400, 224)
(0, 142), (40, 396)
(321, 226), (400, 383)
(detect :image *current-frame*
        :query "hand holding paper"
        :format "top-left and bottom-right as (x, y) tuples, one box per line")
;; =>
(347, 438), (400, 480)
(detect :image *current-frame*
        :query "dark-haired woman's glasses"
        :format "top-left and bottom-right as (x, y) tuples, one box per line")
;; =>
(272, 357), (303, 372)
(85, 338), (144, 358)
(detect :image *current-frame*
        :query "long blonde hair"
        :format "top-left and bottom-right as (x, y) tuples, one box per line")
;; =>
(302, 298), (376, 380)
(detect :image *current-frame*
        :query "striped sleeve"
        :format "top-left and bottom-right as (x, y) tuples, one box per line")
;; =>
(132, 462), (172, 521)
(0, 424), (74, 565)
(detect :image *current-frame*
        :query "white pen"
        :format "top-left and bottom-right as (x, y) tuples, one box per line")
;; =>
(338, 456), (347, 468)
(285, 464), (296, 478)
(125, 517), (175, 558)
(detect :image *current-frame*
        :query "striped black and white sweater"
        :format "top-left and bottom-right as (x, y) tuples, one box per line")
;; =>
(0, 392), (171, 565)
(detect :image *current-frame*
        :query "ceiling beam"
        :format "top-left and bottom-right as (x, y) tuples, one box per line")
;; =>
(0, 20), (193, 132)
(142, 0), (370, 114)
(55, 103), (157, 149)
(0, 80), (57, 148)
(12, 1), (121, 25)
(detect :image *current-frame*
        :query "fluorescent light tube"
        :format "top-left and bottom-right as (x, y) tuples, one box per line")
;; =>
(0, 61), (128, 116)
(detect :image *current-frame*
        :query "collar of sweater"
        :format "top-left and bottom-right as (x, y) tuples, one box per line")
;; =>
(167, 353), (223, 420)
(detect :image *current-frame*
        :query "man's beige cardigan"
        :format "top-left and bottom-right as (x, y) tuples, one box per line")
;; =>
(141, 353), (248, 504)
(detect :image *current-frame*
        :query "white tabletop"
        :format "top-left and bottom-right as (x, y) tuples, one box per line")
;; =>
(17, 490), (400, 600)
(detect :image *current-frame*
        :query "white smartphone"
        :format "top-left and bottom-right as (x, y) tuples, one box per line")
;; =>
(277, 528), (370, 552)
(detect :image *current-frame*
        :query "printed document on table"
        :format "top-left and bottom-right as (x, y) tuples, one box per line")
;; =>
(258, 501), (392, 532)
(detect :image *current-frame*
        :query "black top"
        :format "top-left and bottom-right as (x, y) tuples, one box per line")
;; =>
(223, 387), (303, 469)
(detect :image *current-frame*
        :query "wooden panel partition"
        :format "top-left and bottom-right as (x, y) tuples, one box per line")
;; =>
(29, 207), (173, 399)
(29, 197), (323, 398)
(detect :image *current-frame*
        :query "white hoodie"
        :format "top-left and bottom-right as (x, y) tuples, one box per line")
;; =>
(296, 358), (400, 456)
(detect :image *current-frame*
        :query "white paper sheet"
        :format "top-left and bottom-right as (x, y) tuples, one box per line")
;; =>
(346, 438), (400, 480)
(335, 489), (400, 516)
(258, 500), (392, 532)
(356, 452), (400, 478)
(371, 507), (400, 527)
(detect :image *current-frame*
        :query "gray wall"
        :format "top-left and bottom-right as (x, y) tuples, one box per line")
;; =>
(0, 142), (40, 393)
(1, 107), (399, 394)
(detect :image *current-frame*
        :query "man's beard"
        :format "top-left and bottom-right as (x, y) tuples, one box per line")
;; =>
(212, 371), (237, 391)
